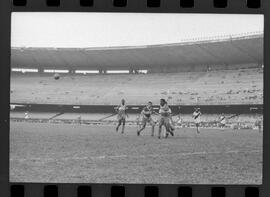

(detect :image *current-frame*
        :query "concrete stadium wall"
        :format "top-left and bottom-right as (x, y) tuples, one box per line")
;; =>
(147, 63), (260, 73)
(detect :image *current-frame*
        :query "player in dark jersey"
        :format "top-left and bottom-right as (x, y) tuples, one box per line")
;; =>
(137, 101), (156, 136)
(115, 99), (128, 134)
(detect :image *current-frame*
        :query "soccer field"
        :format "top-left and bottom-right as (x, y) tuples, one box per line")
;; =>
(10, 122), (262, 184)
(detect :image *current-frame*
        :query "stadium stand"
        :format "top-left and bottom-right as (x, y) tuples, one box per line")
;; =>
(11, 33), (263, 70)
(10, 67), (263, 105)
(10, 111), (57, 119)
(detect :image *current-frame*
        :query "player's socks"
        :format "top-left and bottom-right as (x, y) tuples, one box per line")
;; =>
(168, 128), (174, 136)
(151, 128), (154, 136)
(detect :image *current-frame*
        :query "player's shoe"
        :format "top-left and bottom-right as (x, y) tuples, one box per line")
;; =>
(165, 132), (169, 138)
(116, 126), (119, 132)
(137, 130), (140, 136)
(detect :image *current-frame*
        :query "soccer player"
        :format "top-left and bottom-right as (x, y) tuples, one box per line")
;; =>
(219, 113), (227, 130)
(77, 115), (82, 125)
(176, 112), (183, 128)
(115, 99), (128, 134)
(255, 115), (262, 133)
(24, 111), (29, 119)
(137, 101), (156, 136)
(158, 99), (174, 139)
(167, 103), (175, 135)
(192, 108), (202, 133)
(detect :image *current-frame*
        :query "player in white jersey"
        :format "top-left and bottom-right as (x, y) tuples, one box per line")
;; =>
(115, 99), (128, 133)
(175, 106), (183, 127)
(24, 111), (29, 119)
(192, 108), (202, 133)
(158, 99), (174, 139)
(137, 101), (156, 136)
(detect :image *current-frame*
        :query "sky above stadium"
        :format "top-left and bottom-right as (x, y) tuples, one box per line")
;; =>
(11, 13), (263, 48)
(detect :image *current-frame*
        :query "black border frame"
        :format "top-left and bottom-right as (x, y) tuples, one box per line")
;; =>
(1, 0), (269, 196)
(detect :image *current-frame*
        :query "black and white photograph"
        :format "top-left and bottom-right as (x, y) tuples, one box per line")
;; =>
(10, 13), (263, 184)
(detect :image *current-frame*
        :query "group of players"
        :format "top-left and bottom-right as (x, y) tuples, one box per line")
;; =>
(115, 98), (202, 139)
(114, 98), (263, 138)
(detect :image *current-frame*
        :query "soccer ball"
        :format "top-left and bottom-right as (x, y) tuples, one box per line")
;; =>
(54, 73), (60, 80)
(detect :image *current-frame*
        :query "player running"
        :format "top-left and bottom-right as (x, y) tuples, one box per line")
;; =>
(167, 104), (176, 135)
(137, 101), (156, 136)
(192, 108), (202, 133)
(175, 106), (183, 127)
(158, 99), (174, 139)
(219, 113), (227, 130)
(217, 113), (240, 130)
(115, 99), (128, 134)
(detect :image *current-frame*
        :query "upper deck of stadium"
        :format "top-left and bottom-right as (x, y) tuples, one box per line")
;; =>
(11, 33), (263, 70)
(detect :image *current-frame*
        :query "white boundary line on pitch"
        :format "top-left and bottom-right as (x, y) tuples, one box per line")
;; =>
(10, 149), (261, 163)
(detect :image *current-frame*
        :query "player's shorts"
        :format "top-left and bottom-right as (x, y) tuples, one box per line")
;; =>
(142, 116), (155, 126)
(220, 123), (226, 127)
(194, 118), (201, 127)
(194, 118), (201, 124)
(158, 116), (170, 127)
(177, 118), (182, 124)
(220, 120), (226, 125)
(168, 118), (175, 129)
(117, 114), (126, 121)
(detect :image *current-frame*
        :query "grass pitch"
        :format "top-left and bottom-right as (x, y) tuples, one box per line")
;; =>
(10, 122), (262, 184)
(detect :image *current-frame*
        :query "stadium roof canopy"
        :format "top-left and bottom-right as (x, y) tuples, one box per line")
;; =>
(11, 33), (263, 70)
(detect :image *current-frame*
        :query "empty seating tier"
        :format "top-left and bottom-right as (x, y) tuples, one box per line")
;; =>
(10, 68), (263, 105)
